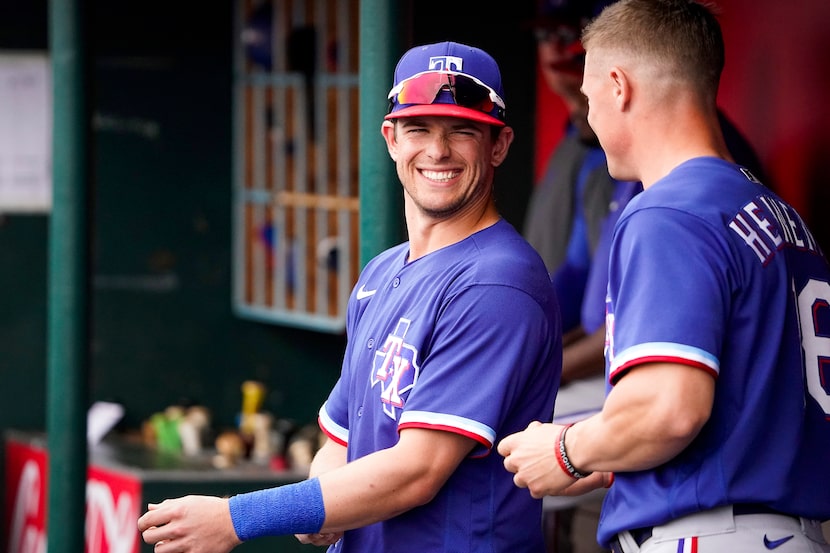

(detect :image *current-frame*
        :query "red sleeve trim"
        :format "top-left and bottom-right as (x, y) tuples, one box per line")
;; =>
(610, 355), (718, 384)
(318, 418), (348, 447)
(398, 421), (493, 451)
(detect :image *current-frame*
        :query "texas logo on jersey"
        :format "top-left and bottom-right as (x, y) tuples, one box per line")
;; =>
(370, 317), (421, 419)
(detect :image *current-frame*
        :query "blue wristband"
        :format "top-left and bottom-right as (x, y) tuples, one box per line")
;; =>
(228, 477), (326, 541)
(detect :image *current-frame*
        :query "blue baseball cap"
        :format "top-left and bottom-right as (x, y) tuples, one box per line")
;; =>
(385, 41), (506, 127)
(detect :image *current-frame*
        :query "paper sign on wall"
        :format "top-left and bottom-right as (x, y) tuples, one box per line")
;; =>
(0, 52), (52, 213)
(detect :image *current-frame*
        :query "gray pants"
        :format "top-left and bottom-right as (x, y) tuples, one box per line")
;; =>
(610, 506), (829, 553)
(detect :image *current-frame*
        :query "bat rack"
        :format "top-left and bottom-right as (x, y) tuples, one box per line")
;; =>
(232, 0), (361, 333)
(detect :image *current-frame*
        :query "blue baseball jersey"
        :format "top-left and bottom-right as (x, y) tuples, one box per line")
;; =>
(598, 157), (830, 546)
(319, 219), (562, 553)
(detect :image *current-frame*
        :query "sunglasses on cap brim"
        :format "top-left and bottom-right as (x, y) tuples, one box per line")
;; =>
(387, 71), (506, 119)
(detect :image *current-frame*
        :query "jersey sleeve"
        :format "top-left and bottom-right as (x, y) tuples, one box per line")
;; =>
(318, 392), (349, 446)
(398, 283), (558, 456)
(607, 207), (729, 383)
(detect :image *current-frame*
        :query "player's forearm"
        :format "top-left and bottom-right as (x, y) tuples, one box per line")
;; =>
(229, 429), (470, 541)
(316, 454), (433, 531)
(565, 363), (713, 473)
(315, 429), (472, 532)
(566, 402), (694, 473)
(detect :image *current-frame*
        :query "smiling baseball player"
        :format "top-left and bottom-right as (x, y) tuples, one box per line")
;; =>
(138, 41), (562, 553)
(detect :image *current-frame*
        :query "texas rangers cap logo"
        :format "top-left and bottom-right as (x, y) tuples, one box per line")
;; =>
(370, 318), (420, 419)
(428, 55), (463, 72)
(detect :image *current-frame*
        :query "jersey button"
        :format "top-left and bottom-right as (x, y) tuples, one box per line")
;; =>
(367, 338), (374, 349)
(392, 277), (400, 288)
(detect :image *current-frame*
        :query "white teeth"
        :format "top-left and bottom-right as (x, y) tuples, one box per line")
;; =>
(421, 169), (458, 181)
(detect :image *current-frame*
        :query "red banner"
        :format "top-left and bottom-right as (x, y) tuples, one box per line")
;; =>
(4, 440), (47, 553)
(4, 439), (141, 553)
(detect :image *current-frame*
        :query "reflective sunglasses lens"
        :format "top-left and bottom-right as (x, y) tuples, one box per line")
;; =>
(393, 72), (500, 115)
(395, 72), (449, 105)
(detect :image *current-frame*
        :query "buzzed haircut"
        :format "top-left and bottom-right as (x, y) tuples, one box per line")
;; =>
(582, 0), (724, 103)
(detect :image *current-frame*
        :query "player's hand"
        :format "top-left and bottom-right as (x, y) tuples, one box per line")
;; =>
(498, 421), (610, 498)
(295, 531), (343, 546)
(137, 495), (242, 553)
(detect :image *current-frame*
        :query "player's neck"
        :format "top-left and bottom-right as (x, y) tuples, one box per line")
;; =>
(638, 111), (732, 189)
(405, 202), (500, 262)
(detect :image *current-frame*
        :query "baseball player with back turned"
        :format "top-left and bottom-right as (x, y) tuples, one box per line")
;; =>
(498, 1), (830, 552)
(138, 41), (562, 553)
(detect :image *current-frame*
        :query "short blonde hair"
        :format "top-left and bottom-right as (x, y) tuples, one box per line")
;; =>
(582, 0), (724, 103)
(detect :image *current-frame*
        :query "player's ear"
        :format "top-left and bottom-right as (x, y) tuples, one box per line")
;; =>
(491, 126), (514, 168)
(609, 66), (630, 111)
(381, 120), (398, 161)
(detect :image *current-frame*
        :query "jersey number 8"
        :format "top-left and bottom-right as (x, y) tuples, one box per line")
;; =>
(797, 278), (830, 418)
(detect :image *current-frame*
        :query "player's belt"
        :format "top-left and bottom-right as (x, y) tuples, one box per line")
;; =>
(621, 504), (800, 548)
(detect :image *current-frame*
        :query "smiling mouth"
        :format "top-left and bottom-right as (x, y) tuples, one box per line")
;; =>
(421, 169), (461, 182)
